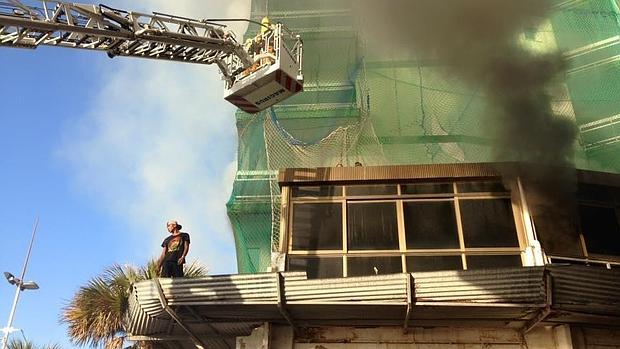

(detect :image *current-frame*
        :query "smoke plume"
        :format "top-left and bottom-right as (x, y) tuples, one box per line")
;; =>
(357, 0), (581, 248)
(358, 0), (577, 166)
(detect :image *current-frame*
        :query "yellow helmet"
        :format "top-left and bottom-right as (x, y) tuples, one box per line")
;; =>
(260, 16), (271, 34)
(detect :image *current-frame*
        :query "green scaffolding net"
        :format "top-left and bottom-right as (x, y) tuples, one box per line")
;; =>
(227, 0), (620, 273)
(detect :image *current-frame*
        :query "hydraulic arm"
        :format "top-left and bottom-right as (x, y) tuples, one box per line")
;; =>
(0, 0), (253, 84)
(0, 0), (304, 113)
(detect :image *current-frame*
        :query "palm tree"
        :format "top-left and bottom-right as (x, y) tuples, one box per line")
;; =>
(6, 338), (61, 349)
(60, 259), (207, 349)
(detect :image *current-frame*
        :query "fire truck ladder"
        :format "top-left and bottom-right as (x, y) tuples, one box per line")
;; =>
(0, 0), (253, 85)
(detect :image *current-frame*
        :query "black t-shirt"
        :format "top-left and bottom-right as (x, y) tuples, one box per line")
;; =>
(161, 232), (190, 264)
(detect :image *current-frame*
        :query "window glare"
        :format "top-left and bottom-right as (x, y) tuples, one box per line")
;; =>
(292, 203), (343, 250)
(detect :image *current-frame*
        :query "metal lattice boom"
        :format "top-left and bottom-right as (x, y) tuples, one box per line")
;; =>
(0, 0), (253, 82)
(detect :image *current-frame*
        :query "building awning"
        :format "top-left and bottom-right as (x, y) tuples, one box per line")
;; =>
(277, 162), (620, 186)
(125, 265), (620, 349)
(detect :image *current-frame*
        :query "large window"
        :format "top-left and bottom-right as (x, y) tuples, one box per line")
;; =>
(287, 180), (525, 278)
(575, 183), (620, 260)
(579, 205), (620, 256)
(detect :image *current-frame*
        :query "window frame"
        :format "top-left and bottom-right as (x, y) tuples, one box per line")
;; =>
(286, 180), (527, 277)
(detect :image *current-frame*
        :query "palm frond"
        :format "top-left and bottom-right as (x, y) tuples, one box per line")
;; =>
(60, 264), (132, 347)
(42, 344), (62, 349)
(183, 260), (209, 278)
(6, 339), (62, 349)
(138, 259), (160, 280)
(6, 338), (35, 349)
(61, 258), (208, 348)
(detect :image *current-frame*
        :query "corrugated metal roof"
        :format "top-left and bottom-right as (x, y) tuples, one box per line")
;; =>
(126, 280), (171, 335)
(549, 265), (620, 315)
(125, 272), (304, 337)
(125, 265), (620, 345)
(413, 267), (545, 304)
(285, 273), (407, 303)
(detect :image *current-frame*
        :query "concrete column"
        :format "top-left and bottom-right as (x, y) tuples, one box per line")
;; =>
(524, 325), (574, 349)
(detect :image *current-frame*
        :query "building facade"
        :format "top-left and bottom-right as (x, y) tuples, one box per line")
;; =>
(227, 0), (620, 274)
(126, 163), (620, 349)
(126, 1), (620, 348)
(276, 163), (620, 277)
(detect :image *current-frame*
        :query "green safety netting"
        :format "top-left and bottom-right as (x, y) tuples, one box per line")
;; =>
(227, 0), (620, 273)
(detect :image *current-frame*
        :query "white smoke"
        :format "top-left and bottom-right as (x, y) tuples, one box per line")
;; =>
(57, 0), (251, 274)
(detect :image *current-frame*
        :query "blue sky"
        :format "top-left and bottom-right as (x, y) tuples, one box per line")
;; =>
(0, 0), (249, 347)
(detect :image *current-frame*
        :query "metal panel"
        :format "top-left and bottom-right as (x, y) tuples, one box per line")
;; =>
(125, 281), (171, 335)
(159, 321), (262, 338)
(284, 273), (407, 303)
(413, 267), (546, 304)
(549, 265), (620, 314)
(125, 266), (620, 342)
(126, 272), (306, 336)
(159, 272), (306, 305)
(278, 163), (503, 185)
(278, 163), (620, 188)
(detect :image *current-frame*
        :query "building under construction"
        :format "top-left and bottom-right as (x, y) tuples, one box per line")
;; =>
(125, 0), (620, 348)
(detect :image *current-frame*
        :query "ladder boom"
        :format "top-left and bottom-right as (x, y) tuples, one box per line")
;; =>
(0, 0), (305, 113)
(0, 0), (253, 81)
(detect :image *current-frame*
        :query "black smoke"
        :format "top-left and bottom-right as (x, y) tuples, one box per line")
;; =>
(358, 0), (577, 166)
(357, 0), (580, 251)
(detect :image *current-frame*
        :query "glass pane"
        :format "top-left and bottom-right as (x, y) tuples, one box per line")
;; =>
(292, 185), (342, 197)
(347, 256), (402, 276)
(288, 257), (343, 279)
(346, 185), (397, 196)
(404, 201), (459, 249)
(348, 202), (399, 250)
(402, 182), (453, 194)
(580, 205), (620, 256)
(457, 181), (507, 193)
(460, 199), (520, 247)
(292, 203), (342, 250)
(466, 255), (522, 269)
(406, 256), (463, 272)
(532, 202), (584, 257)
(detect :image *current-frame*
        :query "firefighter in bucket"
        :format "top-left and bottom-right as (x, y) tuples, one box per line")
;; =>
(243, 17), (276, 76)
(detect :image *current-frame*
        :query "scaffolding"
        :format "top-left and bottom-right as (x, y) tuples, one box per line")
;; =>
(227, 0), (620, 273)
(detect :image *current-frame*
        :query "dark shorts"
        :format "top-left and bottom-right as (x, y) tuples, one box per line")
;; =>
(162, 261), (184, 278)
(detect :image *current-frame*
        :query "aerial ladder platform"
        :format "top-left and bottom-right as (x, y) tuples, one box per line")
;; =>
(0, 0), (304, 113)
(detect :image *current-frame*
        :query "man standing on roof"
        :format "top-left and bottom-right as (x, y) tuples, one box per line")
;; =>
(157, 220), (190, 278)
